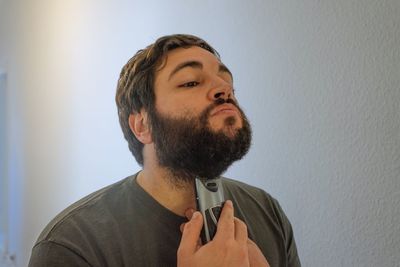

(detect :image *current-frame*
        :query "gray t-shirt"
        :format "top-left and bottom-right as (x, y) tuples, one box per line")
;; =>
(29, 174), (301, 267)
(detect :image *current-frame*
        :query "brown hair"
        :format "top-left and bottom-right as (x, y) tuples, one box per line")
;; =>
(115, 34), (220, 165)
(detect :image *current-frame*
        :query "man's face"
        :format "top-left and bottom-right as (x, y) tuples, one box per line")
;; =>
(148, 46), (252, 181)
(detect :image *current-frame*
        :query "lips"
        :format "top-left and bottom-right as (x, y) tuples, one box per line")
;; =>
(210, 103), (239, 116)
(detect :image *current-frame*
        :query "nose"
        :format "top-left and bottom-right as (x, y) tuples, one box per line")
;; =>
(207, 79), (233, 101)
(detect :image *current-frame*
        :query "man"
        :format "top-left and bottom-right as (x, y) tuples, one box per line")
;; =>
(29, 34), (301, 266)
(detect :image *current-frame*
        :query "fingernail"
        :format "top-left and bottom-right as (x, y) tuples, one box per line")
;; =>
(192, 211), (199, 219)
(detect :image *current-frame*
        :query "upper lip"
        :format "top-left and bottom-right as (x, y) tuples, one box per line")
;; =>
(210, 103), (239, 116)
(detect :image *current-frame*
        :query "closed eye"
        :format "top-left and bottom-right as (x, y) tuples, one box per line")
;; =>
(179, 81), (200, 88)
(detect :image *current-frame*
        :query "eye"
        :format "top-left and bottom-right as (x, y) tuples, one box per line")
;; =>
(179, 81), (200, 88)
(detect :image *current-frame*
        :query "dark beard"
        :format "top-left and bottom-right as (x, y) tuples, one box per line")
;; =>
(148, 98), (252, 183)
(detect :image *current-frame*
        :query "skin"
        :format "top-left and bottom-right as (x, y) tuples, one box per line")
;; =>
(179, 202), (270, 267)
(128, 46), (269, 266)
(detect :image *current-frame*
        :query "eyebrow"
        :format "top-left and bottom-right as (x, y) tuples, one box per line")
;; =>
(168, 60), (233, 81)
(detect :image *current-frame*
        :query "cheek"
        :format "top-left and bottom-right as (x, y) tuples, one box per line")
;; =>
(156, 101), (201, 119)
(156, 97), (207, 118)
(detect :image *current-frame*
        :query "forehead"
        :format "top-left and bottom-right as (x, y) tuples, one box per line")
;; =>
(156, 46), (228, 77)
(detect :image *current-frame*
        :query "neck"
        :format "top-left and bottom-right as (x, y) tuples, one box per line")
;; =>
(137, 166), (197, 217)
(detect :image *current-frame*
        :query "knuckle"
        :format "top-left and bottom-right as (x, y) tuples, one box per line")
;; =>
(238, 245), (248, 258)
(222, 241), (249, 263)
(224, 239), (237, 250)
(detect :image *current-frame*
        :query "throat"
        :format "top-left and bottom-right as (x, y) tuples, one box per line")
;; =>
(136, 170), (197, 217)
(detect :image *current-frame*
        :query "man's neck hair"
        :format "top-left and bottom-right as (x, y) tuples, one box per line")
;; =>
(163, 167), (196, 190)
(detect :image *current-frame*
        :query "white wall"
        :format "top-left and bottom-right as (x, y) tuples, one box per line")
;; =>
(1, 0), (399, 266)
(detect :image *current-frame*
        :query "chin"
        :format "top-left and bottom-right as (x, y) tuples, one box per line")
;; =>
(222, 124), (243, 138)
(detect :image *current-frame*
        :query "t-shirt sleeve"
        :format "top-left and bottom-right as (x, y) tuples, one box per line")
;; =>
(272, 198), (302, 267)
(28, 241), (91, 267)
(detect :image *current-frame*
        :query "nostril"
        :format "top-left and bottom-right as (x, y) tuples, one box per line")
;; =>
(214, 92), (223, 99)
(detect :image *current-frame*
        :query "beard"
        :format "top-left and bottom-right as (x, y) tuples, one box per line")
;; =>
(148, 98), (252, 183)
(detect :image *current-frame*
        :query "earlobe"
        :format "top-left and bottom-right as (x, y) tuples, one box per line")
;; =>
(128, 111), (152, 144)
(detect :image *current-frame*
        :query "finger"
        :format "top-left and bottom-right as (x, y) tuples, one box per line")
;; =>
(177, 211), (203, 257)
(214, 200), (235, 241)
(180, 221), (202, 246)
(180, 222), (186, 233)
(234, 217), (248, 245)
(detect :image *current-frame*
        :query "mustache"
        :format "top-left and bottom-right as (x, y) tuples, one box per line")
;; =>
(215, 97), (237, 107)
(199, 98), (241, 125)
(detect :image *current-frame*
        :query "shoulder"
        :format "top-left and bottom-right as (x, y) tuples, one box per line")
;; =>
(221, 177), (288, 228)
(221, 177), (301, 266)
(221, 177), (278, 206)
(35, 174), (137, 244)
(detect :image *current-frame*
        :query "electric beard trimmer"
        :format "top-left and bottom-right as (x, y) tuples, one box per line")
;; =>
(195, 177), (225, 244)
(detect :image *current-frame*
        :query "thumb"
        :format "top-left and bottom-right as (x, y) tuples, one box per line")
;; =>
(178, 211), (203, 257)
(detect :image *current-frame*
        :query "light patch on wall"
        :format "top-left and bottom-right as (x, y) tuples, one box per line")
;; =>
(0, 72), (16, 266)
(0, 72), (7, 254)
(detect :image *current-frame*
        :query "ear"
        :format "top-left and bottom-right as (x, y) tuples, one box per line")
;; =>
(128, 110), (152, 144)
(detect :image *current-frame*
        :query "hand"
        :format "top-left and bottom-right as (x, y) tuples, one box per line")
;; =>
(177, 200), (270, 267)
(177, 200), (249, 266)
(247, 239), (270, 267)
